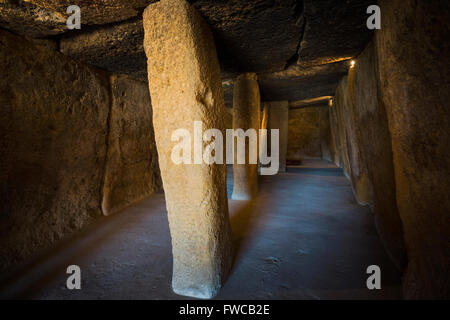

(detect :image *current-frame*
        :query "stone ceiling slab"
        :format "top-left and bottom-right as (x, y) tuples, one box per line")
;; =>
(298, 0), (374, 67)
(0, 0), (375, 103)
(26, 0), (157, 25)
(60, 20), (147, 81)
(0, 0), (66, 38)
(223, 60), (350, 106)
(289, 96), (332, 109)
(191, 0), (304, 73)
(258, 60), (350, 102)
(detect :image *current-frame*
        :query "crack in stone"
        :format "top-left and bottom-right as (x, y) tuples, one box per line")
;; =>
(284, 0), (306, 70)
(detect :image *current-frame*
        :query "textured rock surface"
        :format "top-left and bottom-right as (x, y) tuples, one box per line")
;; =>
(287, 106), (322, 162)
(258, 60), (350, 102)
(265, 101), (289, 172)
(221, 0), (373, 102)
(60, 20), (147, 81)
(330, 82), (349, 173)
(0, 29), (110, 269)
(328, 100), (342, 167)
(191, 0), (304, 73)
(143, 0), (233, 299)
(0, 29), (162, 271)
(289, 96), (332, 109)
(0, 1), (373, 103)
(352, 40), (406, 271)
(0, 0), (66, 38)
(27, 0), (156, 25)
(102, 75), (162, 216)
(334, 76), (372, 205)
(319, 106), (332, 162)
(298, 0), (373, 67)
(232, 73), (260, 199)
(377, 0), (450, 299)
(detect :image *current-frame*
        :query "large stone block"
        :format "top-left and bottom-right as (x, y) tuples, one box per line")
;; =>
(0, 29), (162, 271)
(191, 0), (304, 73)
(334, 79), (351, 174)
(377, 0), (450, 299)
(265, 101), (289, 172)
(298, 0), (374, 68)
(0, 0), (66, 38)
(232, 73), (260, 199)
(287, 107), (322, 162)
(102, 75), (162, 216)
(258, 61), (349, 102)
(143, 0), (233, 299)
(27, 0), (155, 25)
(328, 100), (342, 167)
(353, 40), (407, 271)
(334, 76), (372, 205)
(0, 30), (110, 269)
(60, 20), (148, 82)
(319, 106), (332, 162)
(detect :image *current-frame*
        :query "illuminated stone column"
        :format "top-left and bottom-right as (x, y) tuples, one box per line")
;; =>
(259, 103), (270, 172)
(232, 73), (260, 200)
(143, 0), (232, 299)
(266, 101), (289, 172)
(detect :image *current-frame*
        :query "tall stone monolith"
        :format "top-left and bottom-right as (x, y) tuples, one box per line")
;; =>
(232, 73), (260, 200)
(143, 0), (232, 299)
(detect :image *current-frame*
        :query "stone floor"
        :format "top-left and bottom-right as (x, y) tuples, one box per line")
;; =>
(0, 160), (402, 299)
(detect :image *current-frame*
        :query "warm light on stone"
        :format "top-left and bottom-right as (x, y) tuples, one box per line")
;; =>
(0, 0), (448, 301)
(232, 73), (261, 200)
(143, 0), (233, 299)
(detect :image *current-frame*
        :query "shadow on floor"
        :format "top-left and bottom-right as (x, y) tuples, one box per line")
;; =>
(1, 160), (402, 300)
(229, 199), (259, 267)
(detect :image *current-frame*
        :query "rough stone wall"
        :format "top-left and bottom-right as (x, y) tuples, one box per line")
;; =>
(287, 105), (333, 164)
(334, 80), (351, 173)
(334, 75), (372, 205)
(264, 101), (289, 172)
(287, 107), (322, 162)
(102, 75), (162, 216)
(319, 106), (332, 162)
(0, 30), (161, 270)
(329, 0), (450, 298)
(352, 40), (406, 271)
(332, 41), (407, 269)
(0, 29), (109, 269)
(377, 0), (450, 299)
(328, 100), (342, 167)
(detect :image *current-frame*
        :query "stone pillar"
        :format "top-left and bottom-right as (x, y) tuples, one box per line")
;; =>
(232, 73), (260, 200)
(261, 104), (269, 132)
(143, 0), (232, 299)
(259, 104), (270, 171)
(266, 101), (289, 172)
